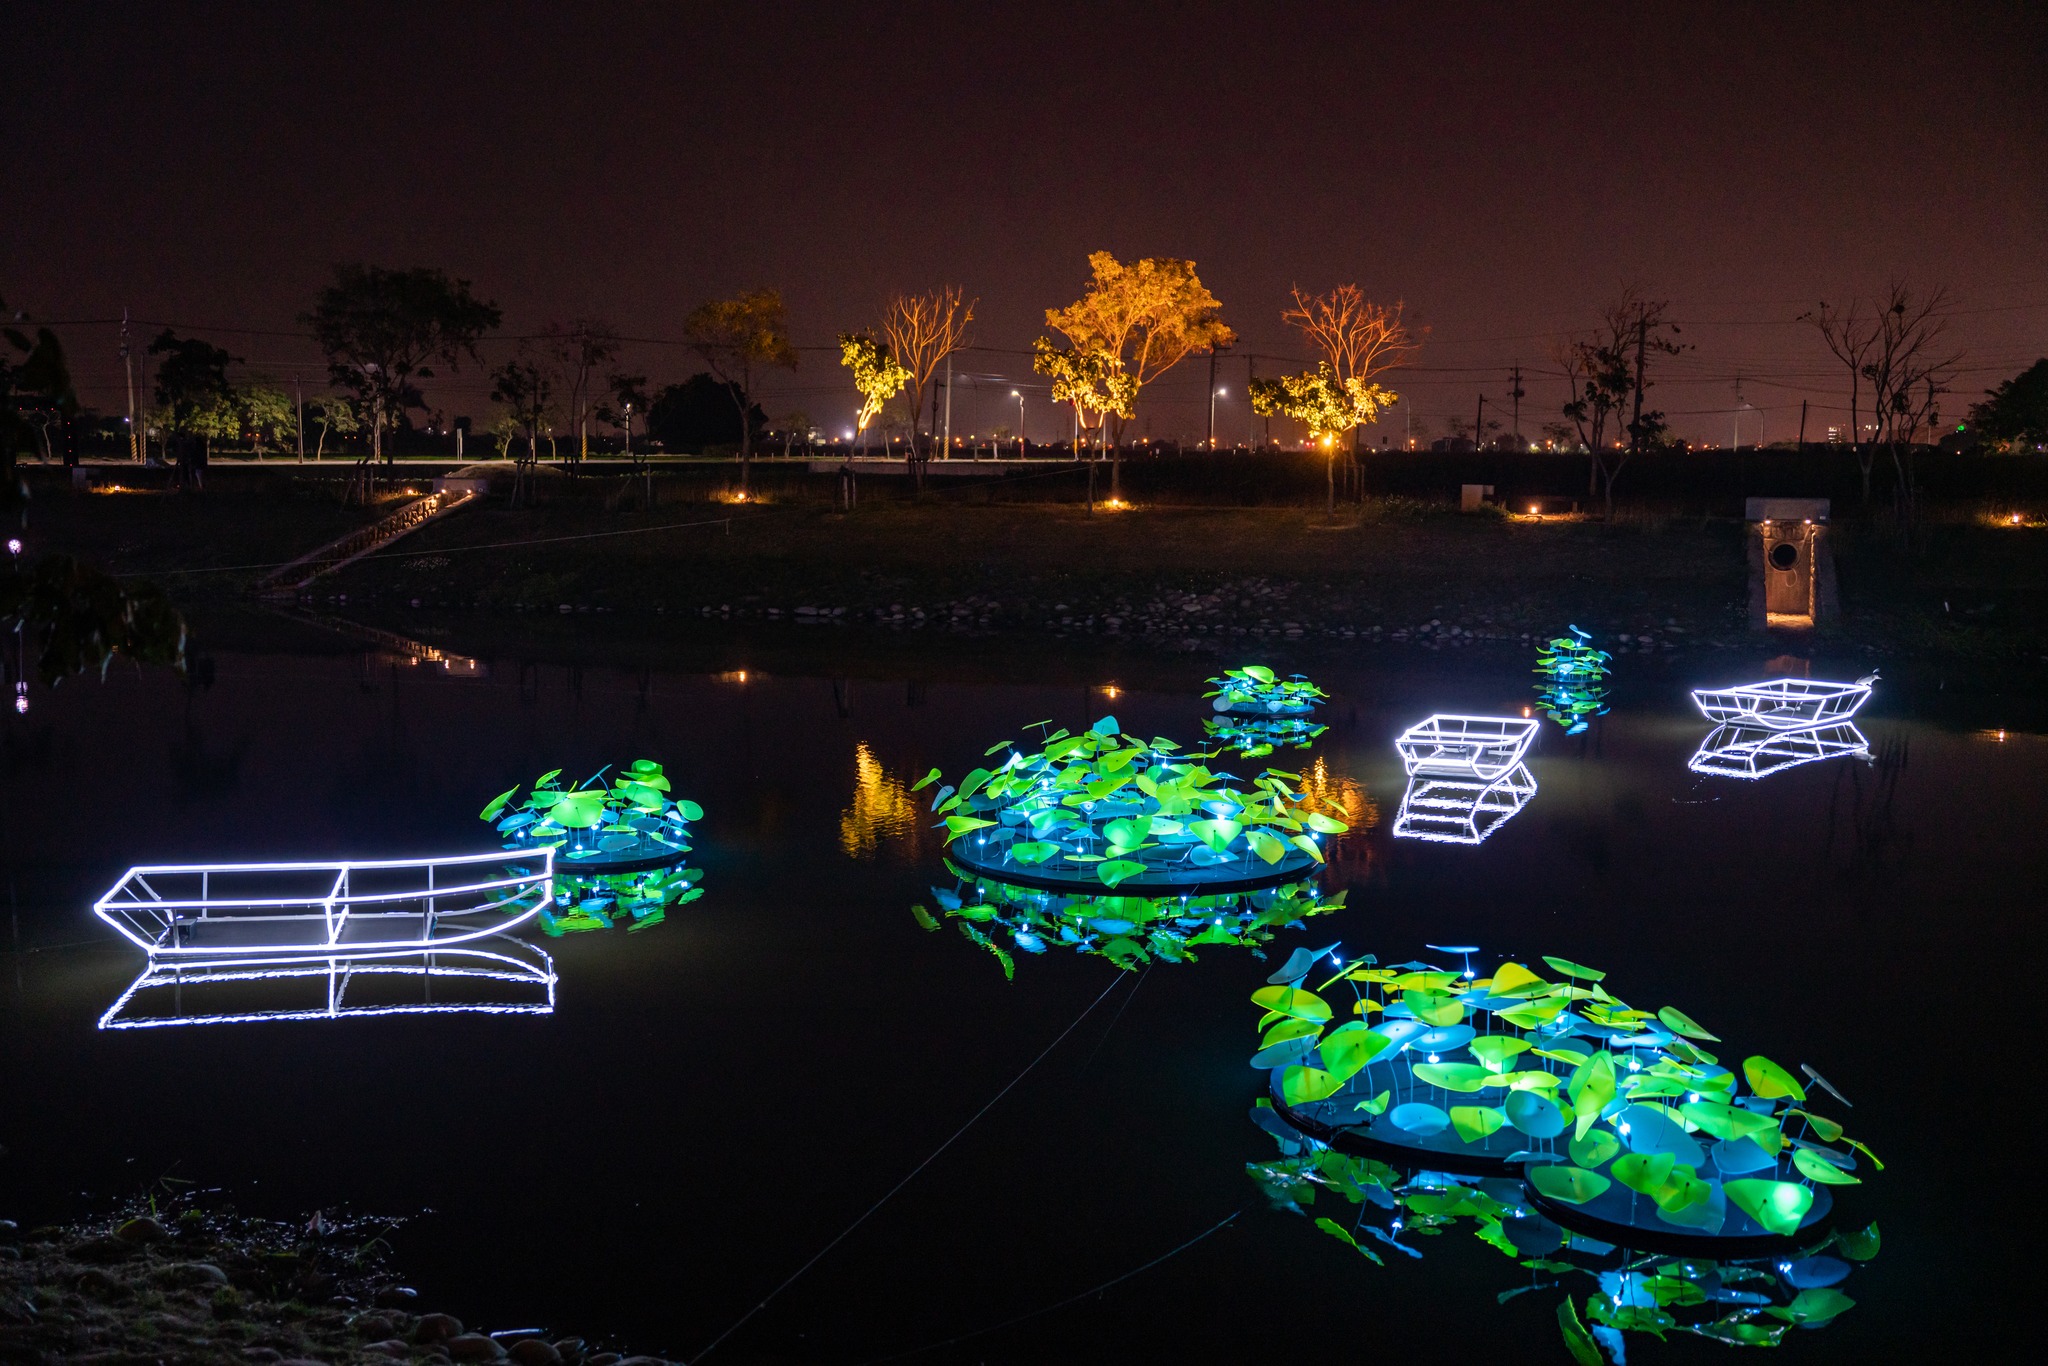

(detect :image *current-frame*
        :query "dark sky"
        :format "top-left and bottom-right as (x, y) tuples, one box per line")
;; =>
(10, 0), (2046, 445)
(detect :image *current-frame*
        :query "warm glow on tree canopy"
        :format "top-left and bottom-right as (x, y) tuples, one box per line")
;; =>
(838, 333), (911, 435)
(1036, 252), (1234, 445)
(1248, 363), (1397, 440)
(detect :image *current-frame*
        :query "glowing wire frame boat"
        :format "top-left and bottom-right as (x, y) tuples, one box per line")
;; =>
(1392, 765), (1538, 844)
(1688, 721), (1871, 780)
(93, 851), (554, 960)
(98, 939), (556, 1030)
(1689, 675), (1875, 730)
(1395, 715), (1540, 780)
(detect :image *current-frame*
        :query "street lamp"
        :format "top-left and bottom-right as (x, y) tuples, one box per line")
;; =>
(1209, 387), (1227, 449)
(1011, 390), (1025, 458)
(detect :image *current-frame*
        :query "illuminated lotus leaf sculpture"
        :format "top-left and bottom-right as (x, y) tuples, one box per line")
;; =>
(1743, 1054), (1808, 1101)
(1530, 1164), (1611, 1205)
(1724, 1178), (1815, 1237)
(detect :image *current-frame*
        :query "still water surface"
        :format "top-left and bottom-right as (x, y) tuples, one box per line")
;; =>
(2, 642), (2040, 1360)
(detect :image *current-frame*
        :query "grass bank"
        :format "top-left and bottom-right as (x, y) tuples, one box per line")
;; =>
(24, 470), (2048, 660)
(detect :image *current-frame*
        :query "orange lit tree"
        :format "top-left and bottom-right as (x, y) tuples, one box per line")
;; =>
(837, 332), (910, 456)
(882, 287), (975, 465)
(1036, 252), (1235, 500)
(1253, 286), (1418, 509)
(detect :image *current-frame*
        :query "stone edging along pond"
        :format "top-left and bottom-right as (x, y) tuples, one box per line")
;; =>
(0, 1204), (672, 1366)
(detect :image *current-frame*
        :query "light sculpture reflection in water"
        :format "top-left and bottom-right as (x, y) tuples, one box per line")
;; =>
(1689, 722), (1872, 780)
(916, 869), (1342, 976)
(1246, 1110), (1878, 1354)
(98, 940), (556, 1030)
(1393, 765), (1537, 844)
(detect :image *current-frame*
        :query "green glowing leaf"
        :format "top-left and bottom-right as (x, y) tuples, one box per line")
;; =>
(1007, 840), (1059, 864)
(1097, 858), (1145, 889)
(1319, 1023), (1392, 1082)
(1557, 1298), (1604, 1366)
(1767, 1287), (1856, 1326)
(1412, 1062), (1492, 1093)
(1242, 665), (1277, 683)
(1530, 1165), (1612, 1206)
(1743, 1055), (1807, 1101)
(911, 767), (941, 792)
(1651, 1166), (1711, 1214)
(1251, 985), (1332, 1023)
(1541, 955), (1606, 982)
(1450, 1105), (1508, 1143)
(1353, 1089), (1390, 1115)
(910, 904), (939, 932)
(479, 786), (519, 821)
(1281, 1064), (1341, 1105)
(1246, 829), (1288, 865)
(1568, 1051), (1617, 1140)
(1261, 1018), (1323, 1048)
(1788, 1108), (1845, 1142)
(1302, 811), (1349, 835)
(1568, 1129), (1619, 1168)
(1611, 1150), (1676, 1196)
(1468, 1036), (1532, 1072)
(1499, 998), (1567, 1029)
(1836, 1221), (1881, 1261)
(1725, 1178), (1814, 1236)
(1656, 1005), (1719, 1041)
(1680, 1098), (1779, 1142)
(1189, 818), (1242, 851)
(1403, 990), (1467, 1026)
(1792, 1147), (1861, 1185)
(1843, 1137), (1885, 1170)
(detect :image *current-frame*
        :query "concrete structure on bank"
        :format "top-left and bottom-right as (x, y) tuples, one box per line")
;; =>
(1745, 497), (1839, 631)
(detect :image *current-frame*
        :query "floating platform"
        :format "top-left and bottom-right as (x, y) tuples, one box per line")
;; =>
(1396, 715), (1540, 780)
(1689, 721), (1871, 780)
(98, 938), (556, 1030)
(946, 840), (1319, 895)
(94, 851), (554, 960)
(1690, 676), (1873, 730)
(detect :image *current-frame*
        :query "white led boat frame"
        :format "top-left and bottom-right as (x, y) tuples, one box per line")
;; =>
(98, 940), (557, 1030)
(1392, 763), (1538, 844)
(94, 850), (555, 960)
(1689, 675), (1874, 730)
(1395, 714), (1540, 780)
(1688, 721), (1871, 780)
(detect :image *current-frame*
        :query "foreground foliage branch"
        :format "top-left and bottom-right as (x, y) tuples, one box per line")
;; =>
(1, 551), (187, 685)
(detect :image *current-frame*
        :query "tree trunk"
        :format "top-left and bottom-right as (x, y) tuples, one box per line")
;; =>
(1326, 451), (1336, 513)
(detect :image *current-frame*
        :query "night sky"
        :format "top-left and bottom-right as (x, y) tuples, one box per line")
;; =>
(10, 1), (2046, 445)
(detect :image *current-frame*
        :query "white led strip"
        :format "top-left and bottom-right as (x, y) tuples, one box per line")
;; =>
(93, 849), (555, 959)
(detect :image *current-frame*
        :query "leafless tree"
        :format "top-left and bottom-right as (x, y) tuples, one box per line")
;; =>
(1803, 284), (1960, 515)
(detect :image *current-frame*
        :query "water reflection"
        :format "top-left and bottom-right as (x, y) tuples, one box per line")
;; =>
(1246, 1120), (1876, 1353)
(839, 741), (924, 860)
(1202, 714), (1328, 758)
(915, 871), (1342, 975)
(1689, 722), (1872, 780)
(99, 939), (556, 1030)
(1393, 765), (1538, 844)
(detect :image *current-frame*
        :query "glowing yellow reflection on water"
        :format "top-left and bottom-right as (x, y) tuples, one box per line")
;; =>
(838, 742), (924, 860)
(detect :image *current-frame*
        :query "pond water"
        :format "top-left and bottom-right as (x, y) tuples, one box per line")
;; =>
(2, 637), (2040, 1360)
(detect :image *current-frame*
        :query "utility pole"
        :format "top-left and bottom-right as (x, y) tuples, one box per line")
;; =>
(1474, 393), (1486, 452)
(942, 354), (953, 459)
(1508, 363), (1525, 448)
(1206, 346), (1219, 448)
(294, 377), (305, 461)
(1246, 354), (1257, 447)
(1628, 313), (1648, 456)
(1797, 399), (1809, 452)
(120, 309), (139, 462)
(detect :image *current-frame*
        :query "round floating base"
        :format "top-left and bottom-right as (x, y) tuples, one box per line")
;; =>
(509, 835), (694, 877)
(1527, 1177), (1834, 1257)
(1213, 700), (1320, 719)
(1273, 1073), (1529, 1177)
(948, 843), (1320, 896)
